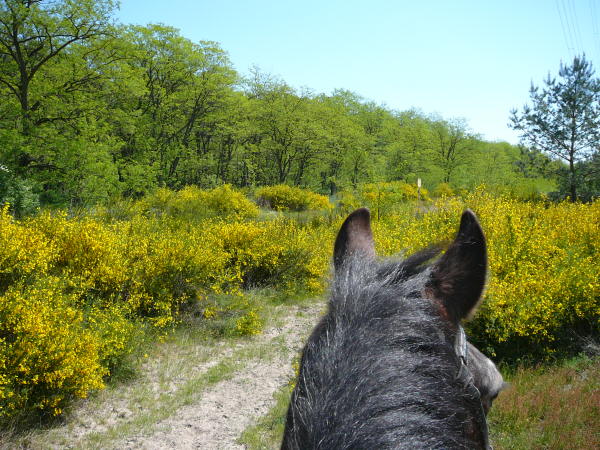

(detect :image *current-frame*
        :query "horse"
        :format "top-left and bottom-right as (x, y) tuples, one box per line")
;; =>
(282, 208), (504, 449)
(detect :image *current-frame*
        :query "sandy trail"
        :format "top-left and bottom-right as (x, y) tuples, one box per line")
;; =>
(57, 302), (323, 450)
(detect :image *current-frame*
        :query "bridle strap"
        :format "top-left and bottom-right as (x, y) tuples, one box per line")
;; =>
(455, 325), (469, 366)
(454, 326), (492, 450)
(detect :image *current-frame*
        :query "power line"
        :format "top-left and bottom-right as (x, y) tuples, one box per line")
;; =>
(589, 0), (600, 66)
(556, 0), (575, 59)
(562, 0), (580, 56)
(567, 0), (585, 54)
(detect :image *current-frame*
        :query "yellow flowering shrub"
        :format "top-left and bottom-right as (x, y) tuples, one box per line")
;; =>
(256, 185), (332, 212)
(26, 212), (125, 293)
(466, 194), (599, 359)
(432, 182), (455, 198)
(99, 185), (259, 222)
(0, 277), (105, 419)
(0, 205), (57, 288)
(1, 187), (596, 422)
(202, 185), (260, 218)
(341, 181), (430, 218)
(0, 208), (236, 421)
(0, 201), (333, 421)
(115, 217), (234, 326)
(167, 184), (259, 219)
(235, 310), (263, 336)
(86, 302), (140, 372)
(208, 219), (330, 293)
(372, 191), (599, 359)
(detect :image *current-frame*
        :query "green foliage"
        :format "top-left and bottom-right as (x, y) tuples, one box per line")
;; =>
(430, 118), (475, 184)
(0, 168), (39, 217)
(0, 1), (557, 208)
(0, 0), (566, 212)
(555, 155), (600, 202)
(256, 185), (332, 212)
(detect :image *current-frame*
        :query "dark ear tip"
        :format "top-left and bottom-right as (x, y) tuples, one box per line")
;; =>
(461, 209), (478, 225)
(348, 207), (371, 222)
(341, 208), (372, 230)
(334, 207), (375, 270)
(459, 209), (484, 240)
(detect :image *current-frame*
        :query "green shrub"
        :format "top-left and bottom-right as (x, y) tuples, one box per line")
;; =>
(0, 169), (40, 218)
(256, 185), (332, 212)
(433, 182), (455, 198)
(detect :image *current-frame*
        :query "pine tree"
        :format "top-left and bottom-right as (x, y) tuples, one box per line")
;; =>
(510, 55), (600, 201)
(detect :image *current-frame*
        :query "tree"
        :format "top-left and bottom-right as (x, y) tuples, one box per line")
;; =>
(385, 110), (432, 182)
(105, 25), (239, 192)
(510, 55), (600, 201)
(313, 93), (369, 194)
(246, 70), (316, 185)
(318, 90), (387, 190)
(0, 0), (119, 205)
(0, 0), (117, 137)
(430, 118), (474, 184)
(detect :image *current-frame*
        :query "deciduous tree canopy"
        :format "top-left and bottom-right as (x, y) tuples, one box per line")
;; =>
(0, 0), (562, 213)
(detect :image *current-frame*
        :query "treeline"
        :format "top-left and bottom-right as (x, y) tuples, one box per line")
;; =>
(0, 0), (554, 213)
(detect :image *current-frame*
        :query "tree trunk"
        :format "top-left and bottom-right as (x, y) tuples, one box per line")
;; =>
(569, 157), (577, 202)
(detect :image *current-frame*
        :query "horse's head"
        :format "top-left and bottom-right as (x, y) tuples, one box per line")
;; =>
(336, 207), (506, 406)
(283, 208), (504, 449)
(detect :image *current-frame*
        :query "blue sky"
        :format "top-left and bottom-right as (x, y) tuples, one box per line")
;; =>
(117, 0), (600, 144)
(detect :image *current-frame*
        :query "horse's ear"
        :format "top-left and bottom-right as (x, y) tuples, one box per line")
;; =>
(334, 208), (375, 271)
(429, 209), (487, 321)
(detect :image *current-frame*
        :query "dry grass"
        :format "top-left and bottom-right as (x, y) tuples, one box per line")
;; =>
(489, 356), (600, 449)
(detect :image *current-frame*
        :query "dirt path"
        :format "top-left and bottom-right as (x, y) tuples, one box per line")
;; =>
(17, 301), (323, 450)
(118, 303), (321, 449)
